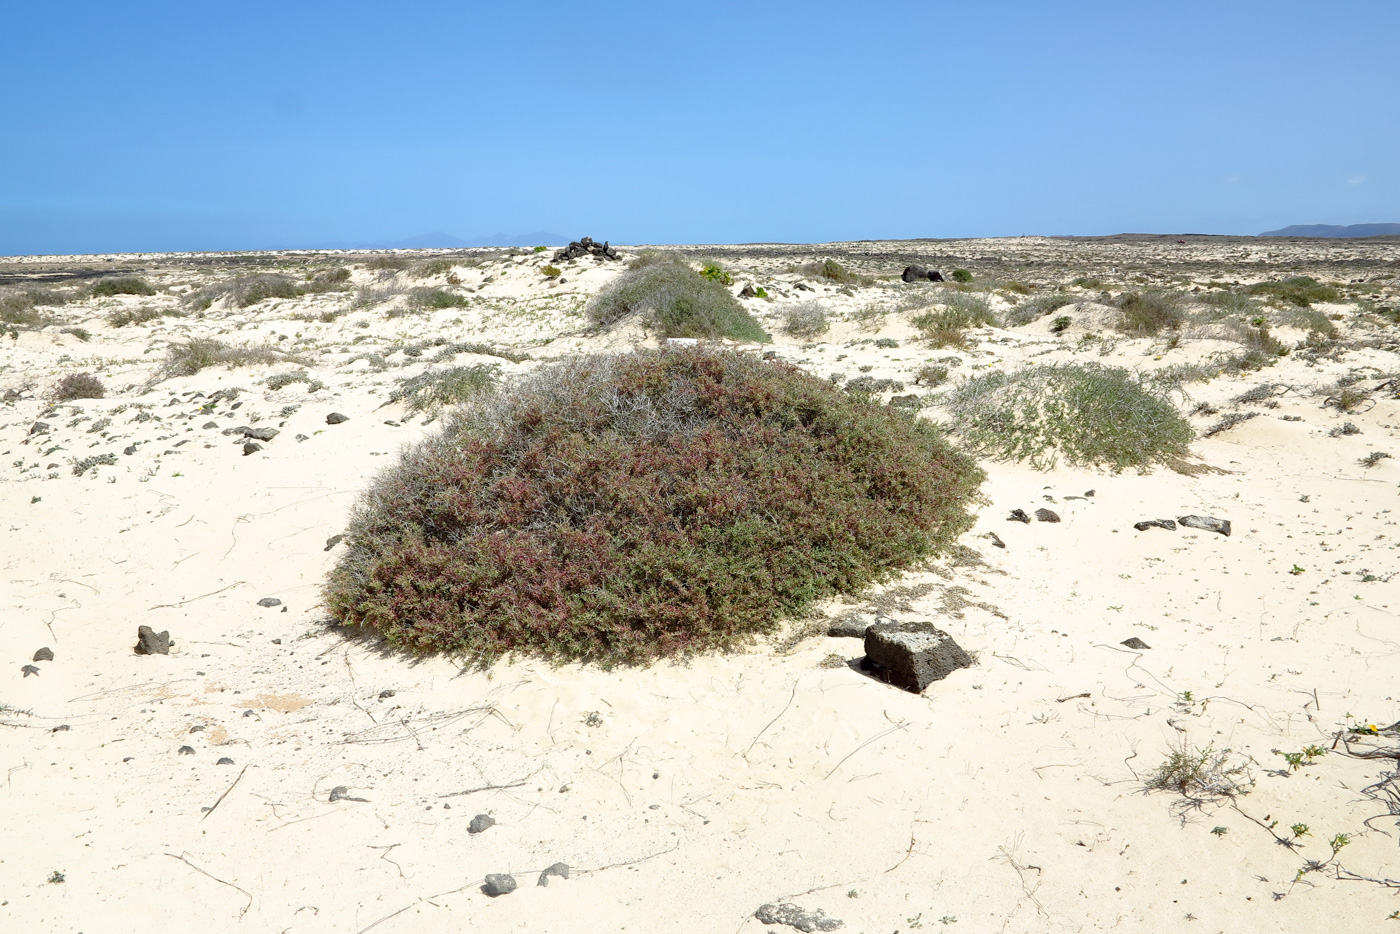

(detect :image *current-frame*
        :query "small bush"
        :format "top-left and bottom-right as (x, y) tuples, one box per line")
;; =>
(156, 338), (289, 381)
(61, 327), (92, 342)
(534, 246), (547, 253)
(325, 347), (984, 665)
(588, 257), (768, 342)
(0, 291), (48, 326)
(1278, 306), (1339, 338)
(305, 267), (353, 292)
(1204, 411), (1258, 437)
(47, 373), (105, 401)
(541, 265), (562, 278)
(409, 259), (455, 279)
(230, 274), (301, 307)
(1005, 293), (1074, 327)
(352, 285), (399, 309)
(364, 256), (412, 271)
(1116, 291), (1185, 336)
(798, 259), (859, 284)
(914, 365), (948, 386)
(266, 370), (323, 392)
(108, 306), (183, 327)
(404, 287), (470, 312)
(699, 262), (734, 286)
(912, 293), (997, 346)
(1246, 276), (1339, 307)
(950, 269), (973, 283)
(1145, 742), (1253, 801)
(91, 276), (155, 297)
(389, 364), (498, 413)
(1361, 451), (1392, 468)
(626, 250), (678, 270)
(782, 301), (830, 337)
(1073, 276), (1104, 289)
(71, 453), (118, 475)
(1051, 315), (1072, 333)
(434, 341), (530, 364)
(845, 375), (905, 393)
(942, 363), (1194, 472)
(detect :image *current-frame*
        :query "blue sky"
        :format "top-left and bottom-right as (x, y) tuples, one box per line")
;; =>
(2, 1), (1396, 254)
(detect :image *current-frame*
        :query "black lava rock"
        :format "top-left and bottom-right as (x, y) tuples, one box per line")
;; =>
(1121, 637), (1152, 649)
(863, 620), (972, 693)
(1179, 515), (1231, 536)
(243, 427), (279, 442)
(482, 873), (517, 897)
(242, 442), (263, 455)
(468, 814), (496, 834)
(257, 597), (282, 608)
(738, 283), (757, 298)
(32, 647), (54, 662)
(177, 745), (195, 755)
(134, 625), (171, 655)
(21, 664), (40, 677)
(325, 412), (350, 425)
(537, 862), (570, 886)
(1008, 508), (1031, 523)
(901, 265), (945, 283)
(1035, 508), (1061, 523)
(217, 757), (234, 765)
(1133, 519), (1177, 531)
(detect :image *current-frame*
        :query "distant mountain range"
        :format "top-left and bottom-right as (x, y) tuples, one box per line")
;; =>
(301, 231), (569, 250)
(1259, 223), (1400, 238)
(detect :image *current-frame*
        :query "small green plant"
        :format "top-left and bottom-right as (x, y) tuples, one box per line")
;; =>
(942, 363), (1194, 472)
(1145, 741), (1253, 801)
(950, 269), (973, 283)
(1211, 826), (1228, 836)
(1051, 315), (1072, 333)
(1360, 451), (1392, 468)
(533, 245), (547, 252)
(266, 370), (324, 392)
(229, 274), (302, 307)
(754, 287), (769, 299)
(1116, 291), (1186, 336)
(799, 258), (858, 283)
(108, 306), (183, 327)
(874, 338), (898, 348)
(91, 276), (155, 297)
(388, 364), (498, 413)
(914, 365), (948, 386)
(46, 372), (105, 401)
(47, 871), (64, 884)
(1290, 564), (1305, 575)
(699, 263), (733, 286)
(1290, 822), (1310, 838)
(1073, 276), (1104, 288)
(155, 338), (291, 382)
(541, 265), (562, 278)
(408, 259), (455, 279)
(1006, 293), (1074, 326)
(71, 453), (118, 475)
(1246, 276), (1339, 307)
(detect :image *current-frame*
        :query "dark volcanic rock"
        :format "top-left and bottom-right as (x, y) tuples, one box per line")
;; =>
(1133, 519), (1177, 531)
(482, 873), (517, 897)
(468, 814), (496, 835)
(325, 412), (349, 425)
(134, 625), (171, 655)
(242, 427), (278, 442)
(754, 902), (845, 932)
(738, 283), (757, 298)
(1121, 637), (1152, 649)
(1179, 515), (1231, 536)
(901, 265), (945, 283)
(1008, 508), (1031, 523)
(537, 862), (570, 886)
(177, 745), (195, 755)
(217, 757), (234, 765)
(32, 647), (54, 662)
(827, 613), (874, 639)
(1034, 508), (1061, 523)
(551, 236), (619, 263)
(242, 442), (263, 456)
(863, 621), (972, 693)
(21, 664), (40, 677)
(257, 597), (282, 608)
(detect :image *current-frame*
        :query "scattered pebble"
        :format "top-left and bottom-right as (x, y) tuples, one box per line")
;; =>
(177, 746), (195, 755)
(325, 413), (349, 425)
(482, 873), (517, 897)
(134, 625), (171, 655)
(468, 814), (496, 834)
(257, 597), (282, 608)
(32, 647), (54, 662)
(537, 862), (570, 886)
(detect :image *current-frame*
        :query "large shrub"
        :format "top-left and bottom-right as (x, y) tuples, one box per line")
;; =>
(942, 363), (1193, 472)
(324, 347), (984, 665)
(1115, 291), (1186, 336)
(1246, 276), (1338, 307)
(588, 258), (769, 342)
(91, 276), (156, 297)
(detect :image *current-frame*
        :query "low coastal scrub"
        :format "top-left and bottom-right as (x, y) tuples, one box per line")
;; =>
(388, 364), (497, 413)
(941, 362), (1194, 472)
(912, 293), (996, 346)
(588, 257), (768, 342)
(1005, 293), (1074, 327)
(1, 288), (69, 325)
(782, 300), (830, 337)
(46, 372), (106, 401)
(324, 347), (984, 665)
(403, 287), (471, 312)
(91, 276), (156, 297)
(1115, 290), (1185, 336)
(1246, 276), (1339, 307)
(155, 338), (292, 381)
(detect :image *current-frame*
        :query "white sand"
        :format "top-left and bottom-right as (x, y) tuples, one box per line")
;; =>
(2, 237), (1398, 932)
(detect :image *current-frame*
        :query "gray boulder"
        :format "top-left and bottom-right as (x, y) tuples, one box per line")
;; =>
(134, 625), (171, 655)
(901, 265), (945, 283)
(1179, 515), (1230, 536)
(863, 621), (972, 693)
(1034, 508), (1061, 522)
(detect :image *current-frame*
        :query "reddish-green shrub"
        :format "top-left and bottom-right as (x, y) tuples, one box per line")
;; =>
(46, 372), (106, 401)
(324, 347), (984, 666)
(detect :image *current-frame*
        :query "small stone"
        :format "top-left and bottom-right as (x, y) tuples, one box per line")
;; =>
(21, 665), (40, 677)
(242, 427), (279, 442)
(134, 625), (171, 655)
(863, 620), (972, 693)
(827, 613), (875, 639)
(216, 757), (234, 765)
(324, 534), (345, 552)
(754, 902), (844, 932)
(242, 441), (264, 456)
(295, 434), (309, 442)
(1179, 515), (1231, 536)
(1008, 508), (1031, 523)
(271, 638), (281, 644)
(482, 873), (517, 897)
(325, 412), (349, 425)
(1121, 637), (1152, 650)
(377, 689), (396, 699)
(1034, 508), (1061, 523)
(242, 709), (256, 717)
(1133, 519), (1177, 532)
(738, 283), (757, 298)
(986, 532), (1006, 548)
(32, 647), (54, 662)
(177, 745), (195, 755)
(383, 420), (400, 427)
(189, 724), (204, 733)
(468, 813), (496, 834)
(257, 597), (282, 608)
(123, 444), (137, 455)
(537, 862), (570, 886)
(202, 421), (219, 429)
(51, 724), (71, 732)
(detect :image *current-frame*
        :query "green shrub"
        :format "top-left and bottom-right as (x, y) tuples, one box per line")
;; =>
(1116, 291), (1186, 336)
(700, 262), (734, 286)
(1051, 315), (1072, 333)
(434, 341), (530, 363)
(941, 363), (1194, 472)
(588, 257), (768, 342)
(0, 292), (48, 325)
(155, 338), (290, 381)
(1006, 293), (1074, 327)
(799, 259), (859, 283)
(71, 453), (118, 475)
(912, 293), (997, 344)
(404, 287), (470, 312)
(364, 255), (412, 271)
(108, 306), (184, 327)
(91, 276), (155, 297)
(324, 347), (984, 665)
(1279, 306), (1339, 338)
(409, 259), (455, 279)
(61, 327), (92, 342)
(534, 246), (547, 253)
(305, 267), (353, 292)
(1246, 276), (1339, 307)
(626, 250), (677, 270)
(229, 274), (302, 307)
(914, 365), (948, 386)
(389, 364), (498, 413)
(782, 301), (830, 337)
(541, 265), (562, 278)
(266, 370), (323, 392)
(46, 372), (105, 401)
(950, 269), (973, 283)
(1073, 276), (1104, 289)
